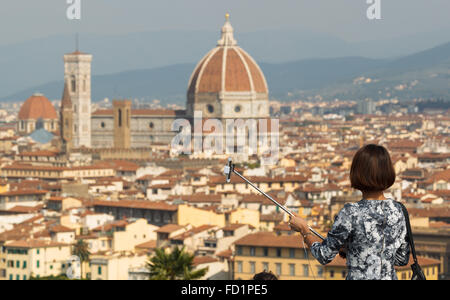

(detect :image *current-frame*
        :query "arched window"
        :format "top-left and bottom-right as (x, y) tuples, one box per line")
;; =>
(71, 75), (76, 92)
(118, 109), (122, 127)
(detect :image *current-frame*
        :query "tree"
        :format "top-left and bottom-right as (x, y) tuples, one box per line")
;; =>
(147, 247), (208, 280)
(73, 239), (90, 279)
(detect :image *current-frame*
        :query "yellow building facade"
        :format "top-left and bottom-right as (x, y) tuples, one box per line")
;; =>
(3, 240), (71, 280)
(177, 205), (260, 229)
(233, 232), (324, 280)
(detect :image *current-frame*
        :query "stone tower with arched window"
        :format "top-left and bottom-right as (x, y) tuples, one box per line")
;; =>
(63, 50), (92, 148)
(113, 100), (132, 149)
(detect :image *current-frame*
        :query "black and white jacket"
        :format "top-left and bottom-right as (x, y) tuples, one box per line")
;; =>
(310, 199), (410, 280)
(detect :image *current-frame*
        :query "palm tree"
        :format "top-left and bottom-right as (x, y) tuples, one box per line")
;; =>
(73, 239), (90, 279)
(147, 247), (208, 280)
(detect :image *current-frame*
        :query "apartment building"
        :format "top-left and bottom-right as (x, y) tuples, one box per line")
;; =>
(3, 240), (71, 280)
(233, 232), (324, 280)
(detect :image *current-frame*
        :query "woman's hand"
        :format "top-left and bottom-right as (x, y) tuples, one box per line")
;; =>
(288, 214), (309, 235)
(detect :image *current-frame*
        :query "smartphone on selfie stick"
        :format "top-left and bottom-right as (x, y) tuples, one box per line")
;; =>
(223, 158), (325, 241)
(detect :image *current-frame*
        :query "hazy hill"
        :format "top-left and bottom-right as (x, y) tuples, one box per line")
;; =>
(0, 28), (449, 99)
(2, 41), (449, 104)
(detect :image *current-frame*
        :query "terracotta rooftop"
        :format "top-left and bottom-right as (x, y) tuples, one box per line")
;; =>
(17, 150), (59, 157)
(93, 200), (178, 212)
(171, 225), (216, 241)
(18, 94), (57, 120)
(188, 46), (268, 94)
(156, 224), (184, 234)
(222, 224), (247, 232)
(92, 220), (129, 232)
(234, 232), (307, 249)
(5, 239), (68, 249)
(193, 256), (219, 266)
(135, 240), (157, 250)
(49, 225), (74, 233)
(0, 189), (49, 196)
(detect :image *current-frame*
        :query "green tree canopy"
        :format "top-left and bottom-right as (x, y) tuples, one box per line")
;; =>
(147, 247), (208, 280)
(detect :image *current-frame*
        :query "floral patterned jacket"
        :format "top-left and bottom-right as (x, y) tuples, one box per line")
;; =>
(311, 199), (410, 280)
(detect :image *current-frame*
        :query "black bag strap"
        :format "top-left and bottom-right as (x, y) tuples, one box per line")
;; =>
(396, 201), (418, 264)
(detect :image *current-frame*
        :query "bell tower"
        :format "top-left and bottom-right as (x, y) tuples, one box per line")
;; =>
(60, 82), (74, 153)
(113, 100), (132, 149)
(63, 50), (92, 148)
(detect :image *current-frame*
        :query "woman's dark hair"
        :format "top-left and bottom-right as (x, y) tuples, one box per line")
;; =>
(350, 144), (396, 192)
(253, 271), (278, 280)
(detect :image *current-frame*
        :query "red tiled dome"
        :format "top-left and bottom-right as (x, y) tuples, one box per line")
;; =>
(18, 94), (58, 120)
(187, 18), (268, 96)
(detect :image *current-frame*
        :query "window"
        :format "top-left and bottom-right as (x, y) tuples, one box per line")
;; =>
(101, 122), (105, 128)
(329, 270), (334, 278)
(118, 109), (122, 127)
(98, 266), (102, 275)
(263, 247), (268, 257)
(234, 105), (242, 113)
(23, 275), (27, 280)
(16, 275), (20, 281)
(276, 248), (282, 257)
(236, 246), (243, 256)
(207, 104), (214, 114)
(342, 271), (346, 278)
(276, 263), (282, 276)
(303, 264), (309, 277)
(289, 264), (295, 276)
(36, 260), (40, 268)
(316, 266), (323, 277)
(23, 261), (27, 269)
(237, 261), (242, 273)
(262, 262), (269, 271)
(250, 247), (255, 256)
(71, 76), (76, 92)
(149, 122), (154, 129)
(289, 249), (295, 258)
(9, 274), (12, 280)
(250, 262), (255, 274)
(16, 261), (20, 268)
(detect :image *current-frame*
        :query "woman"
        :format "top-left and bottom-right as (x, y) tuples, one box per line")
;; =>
(289, 144), (410, 280)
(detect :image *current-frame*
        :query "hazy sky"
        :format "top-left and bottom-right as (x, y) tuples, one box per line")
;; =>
(1, 0), (449, 45)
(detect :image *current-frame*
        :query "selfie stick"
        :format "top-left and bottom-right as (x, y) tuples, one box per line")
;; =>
(223, 158), (325, 241)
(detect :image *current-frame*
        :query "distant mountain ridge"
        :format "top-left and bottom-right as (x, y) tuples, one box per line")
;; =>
(2, 41), (449, 104)
(0, 27), (449, 99)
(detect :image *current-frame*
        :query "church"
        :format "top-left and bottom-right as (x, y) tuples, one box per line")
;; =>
(20, 15), (270, 154)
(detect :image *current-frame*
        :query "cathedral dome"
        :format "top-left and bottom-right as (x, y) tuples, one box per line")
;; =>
(18, 93), (57, 120)
(187, 15), (268, 97)
(187, 15), (269, 119)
